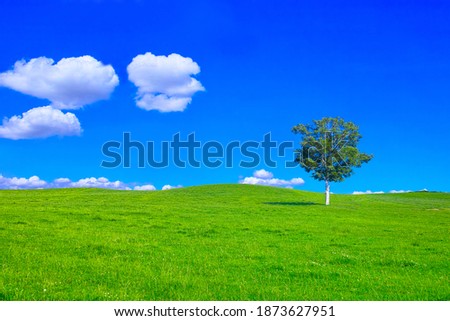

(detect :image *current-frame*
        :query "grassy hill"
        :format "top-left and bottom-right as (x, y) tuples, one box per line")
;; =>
(0, 184), (448, 300)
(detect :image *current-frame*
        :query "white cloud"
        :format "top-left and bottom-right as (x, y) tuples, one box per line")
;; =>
(53, 178), (71, 186)
(134, 184), (156, 191)
(162, 184), (183, 190)
(0, 175), (47, 189)
(0, 176), (130, 190)
(52, 177), (126, 189)
(0, 56), (119, 109)
(0, 106), (81, 140)
(0, 174), (176, 191)
(69, 177), (130, 189)
(352, 190), (385, 195)
(134, 94), (192, 113)
(253, 169), (273, 179)
(239, 170), (305, 188)
(389, 189), (412, 194)
(0, 55), (118, 140)
(127, 52), (204, 112)
(353, 189), (415, 195)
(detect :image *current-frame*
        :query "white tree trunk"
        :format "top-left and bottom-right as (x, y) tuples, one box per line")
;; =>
(325, 180), (330, 206)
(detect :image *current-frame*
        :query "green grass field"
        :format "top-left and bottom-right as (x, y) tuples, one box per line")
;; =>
(0, 184), (448, 300)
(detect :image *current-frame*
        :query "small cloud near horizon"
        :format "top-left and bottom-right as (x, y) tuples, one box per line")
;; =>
(239, 169), (304, 188)
(134, 184), (156, 191)
(0, 174), (173, 191)
(162, 184), (183, 190)
(352, 189), (415, 195)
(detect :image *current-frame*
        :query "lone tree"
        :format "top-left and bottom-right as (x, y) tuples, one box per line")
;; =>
(292, 117), (373, 205)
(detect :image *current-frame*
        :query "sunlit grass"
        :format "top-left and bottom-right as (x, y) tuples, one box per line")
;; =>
(0, 185), (448, 300)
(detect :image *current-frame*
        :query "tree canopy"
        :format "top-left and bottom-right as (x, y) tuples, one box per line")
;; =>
(292, 117), (373, 205)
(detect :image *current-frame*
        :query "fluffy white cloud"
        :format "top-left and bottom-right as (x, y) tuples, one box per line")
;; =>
(0, 175), (47, 189)
(0, 55), (118, 140)
(0, 176), (129, 190)
(352, 190), (385, 195)
(389, 189), (412, 194)
(239, 170), (305, 188)
(53, 178), (71, 185)
(127, 52), (204, 112)
(134, 184), (156, 191)
(68, 177), (130, 189)
(352, 189), (415, 195)
(253, 169), (273, 179)
(0, 175), (177, 191)
(162, 184), (183, 190)
(0, 106), (81, 140)
(0, 56), (119, 109)
(50, 177), (130, 189)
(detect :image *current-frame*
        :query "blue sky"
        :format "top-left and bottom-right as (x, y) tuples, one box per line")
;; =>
(0, 0), (449, 193)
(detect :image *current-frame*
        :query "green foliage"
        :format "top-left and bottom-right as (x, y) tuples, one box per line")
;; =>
(0, 185), (449, 300)
(292, 117), (373, 183)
